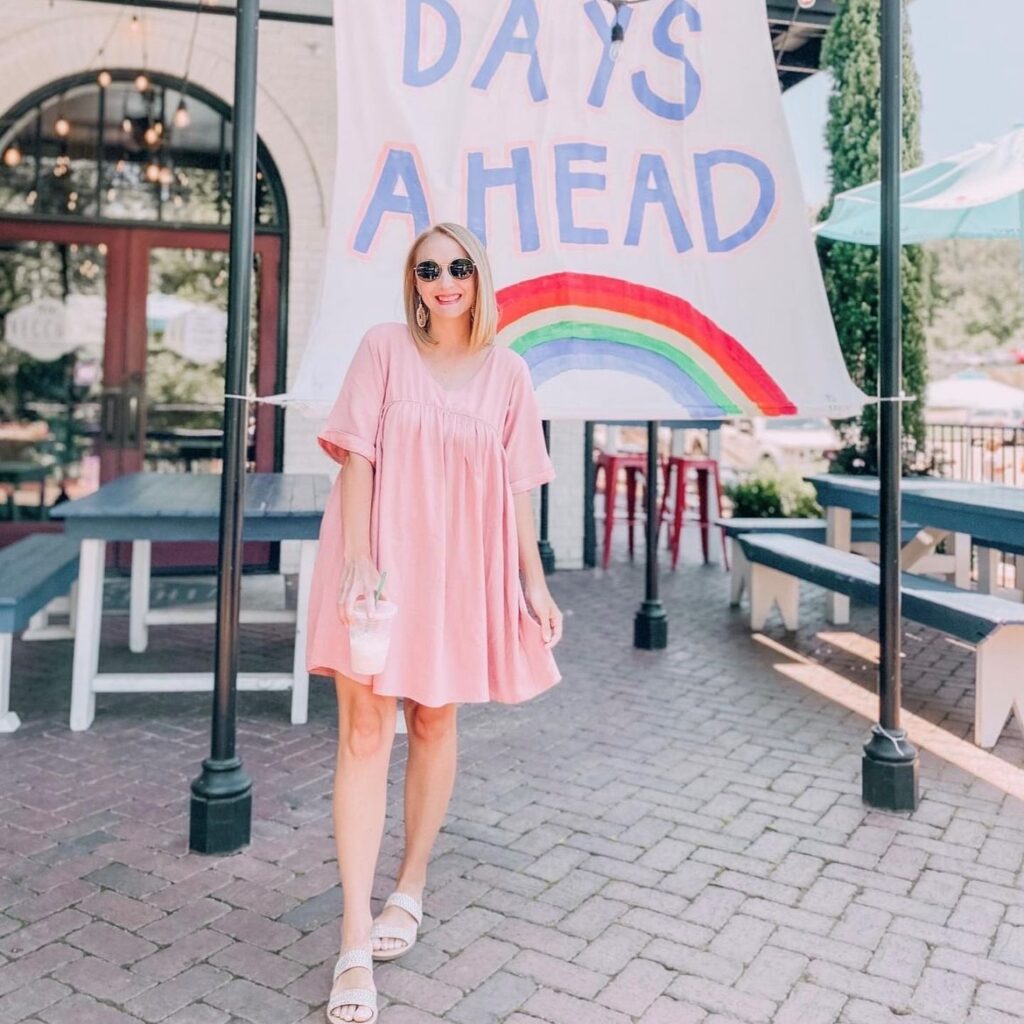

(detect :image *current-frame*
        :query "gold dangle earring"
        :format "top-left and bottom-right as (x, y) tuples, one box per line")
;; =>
(415, 295), (429, 329)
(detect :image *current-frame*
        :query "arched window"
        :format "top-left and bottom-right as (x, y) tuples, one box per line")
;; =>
(0, 71), (283, 228)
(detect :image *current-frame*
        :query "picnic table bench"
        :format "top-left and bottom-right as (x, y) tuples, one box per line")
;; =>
(719, 517), (922, 607)
(0, 534), (79, 732)
(738, 533), (1024, 748)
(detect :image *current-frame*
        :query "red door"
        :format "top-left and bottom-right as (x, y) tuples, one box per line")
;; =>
(0, 219), (282, 569)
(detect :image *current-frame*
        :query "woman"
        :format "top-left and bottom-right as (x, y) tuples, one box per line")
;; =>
(305, 222), (565, 1023)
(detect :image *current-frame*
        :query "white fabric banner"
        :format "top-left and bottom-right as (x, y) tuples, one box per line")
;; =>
(278, 0), (865, 420)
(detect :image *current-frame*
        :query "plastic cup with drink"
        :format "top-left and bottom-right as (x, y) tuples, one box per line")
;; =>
(347, 570), (397, 675)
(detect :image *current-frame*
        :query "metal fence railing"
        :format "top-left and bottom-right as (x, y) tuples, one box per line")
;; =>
(924, 423), (1024, 487)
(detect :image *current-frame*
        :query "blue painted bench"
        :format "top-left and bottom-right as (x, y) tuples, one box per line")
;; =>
(738, 534), (1024, 748)
(718, 517), (920, 607)
(0, 535), (79, 732)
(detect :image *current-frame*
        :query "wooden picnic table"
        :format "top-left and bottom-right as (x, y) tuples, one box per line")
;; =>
(807, 474), (1024, 621)
(50, 472), (330, 731)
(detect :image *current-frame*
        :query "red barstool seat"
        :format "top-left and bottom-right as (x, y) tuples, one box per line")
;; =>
(659, 456), (728, 569)
(595, 451), (657, 570)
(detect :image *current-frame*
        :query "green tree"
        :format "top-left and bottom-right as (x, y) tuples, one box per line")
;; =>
(818, 0), (930, 470)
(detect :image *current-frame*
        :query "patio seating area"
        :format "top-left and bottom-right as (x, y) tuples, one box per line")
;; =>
(2, 537), (1023, 1023)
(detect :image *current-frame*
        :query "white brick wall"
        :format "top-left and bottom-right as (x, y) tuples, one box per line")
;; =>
(0, 0), (587, 570)
(548, 421), (586, 570)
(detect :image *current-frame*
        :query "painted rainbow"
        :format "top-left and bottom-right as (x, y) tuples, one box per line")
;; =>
(496, 272), (796, 417)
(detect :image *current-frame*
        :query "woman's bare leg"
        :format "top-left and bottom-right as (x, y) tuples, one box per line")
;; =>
(330, 672), (396, 1021)
(372, 699), (458, 954)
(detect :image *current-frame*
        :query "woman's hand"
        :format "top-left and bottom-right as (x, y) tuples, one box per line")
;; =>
(525, 583), (563, 649)
(337, 554), (384, 625)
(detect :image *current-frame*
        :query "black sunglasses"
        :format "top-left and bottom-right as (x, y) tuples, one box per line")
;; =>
(414, 258), (476, 282)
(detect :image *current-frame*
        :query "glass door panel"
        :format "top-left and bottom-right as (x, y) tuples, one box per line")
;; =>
(0, 240), (106, 540)
(142, 244), (267, 570)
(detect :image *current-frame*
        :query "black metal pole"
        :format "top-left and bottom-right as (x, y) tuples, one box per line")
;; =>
(634, 421), (667, 649)
(538, 420), (555, 574)
(862, 0), (919, 811)
(583, 421), (596, 568)
(190, 0), (259, 852)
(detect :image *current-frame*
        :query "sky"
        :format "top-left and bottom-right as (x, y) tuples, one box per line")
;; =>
(782, 0), (1024, 208)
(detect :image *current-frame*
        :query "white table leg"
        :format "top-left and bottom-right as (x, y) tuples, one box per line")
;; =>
(952, 532), (971, 589)
(826, 505), (851, 625)
(0, 633), (20, 732)
(977, 546), (999, 595)
(290, 540), (317, 725)
(129, 540), (151, 654)
(70, 539), (105, 731)
(729, 538), (748, 607)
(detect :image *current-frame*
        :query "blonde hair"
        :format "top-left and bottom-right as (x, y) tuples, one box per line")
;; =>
(403, 222), (498, 351)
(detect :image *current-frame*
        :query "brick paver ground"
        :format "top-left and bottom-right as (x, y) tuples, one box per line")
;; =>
(2, 540), (1024, 1023)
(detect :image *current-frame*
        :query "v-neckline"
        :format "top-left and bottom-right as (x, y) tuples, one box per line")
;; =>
(410, 335), (497, 394)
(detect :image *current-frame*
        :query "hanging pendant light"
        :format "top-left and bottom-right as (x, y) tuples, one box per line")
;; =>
(600, 0), (654, 62)
(3, 144), (22, 167)
(173, 98), (191, 130)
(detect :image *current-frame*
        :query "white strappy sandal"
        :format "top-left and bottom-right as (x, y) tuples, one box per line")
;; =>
(326, 946), (378, 1023)
(370, 890), (423, 961)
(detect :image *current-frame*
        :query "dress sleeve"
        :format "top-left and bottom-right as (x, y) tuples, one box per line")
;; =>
(317, 328), (386, 467)
(503, 358), (555, 493)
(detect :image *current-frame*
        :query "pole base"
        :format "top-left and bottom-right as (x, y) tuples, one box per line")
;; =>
(862, 725), (919, 811)
(538, 540), (556, 575)
(189, 756), (253, 853)
(634, 600), (668, 650)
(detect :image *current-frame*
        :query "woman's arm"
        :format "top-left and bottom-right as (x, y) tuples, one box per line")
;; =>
(337, 453), (381, 624)
(514, 490), (563, 648)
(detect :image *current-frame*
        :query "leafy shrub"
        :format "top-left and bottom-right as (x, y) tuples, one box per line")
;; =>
(725, 468), (823, 519)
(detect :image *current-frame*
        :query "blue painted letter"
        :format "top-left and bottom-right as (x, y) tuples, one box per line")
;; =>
(631, 0), (702, 121)
(583, 0), (633, 108)
(466, 148), (540, 251)
(695, 149), (776, 253)
(403, 0), (461, 87)
(554, 143), (608, 245)
(353, 149), (430, 254)
(471, 0), (548, 102)
(624, 154), (692, 252)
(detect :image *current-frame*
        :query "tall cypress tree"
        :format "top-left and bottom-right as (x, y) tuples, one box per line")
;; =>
(818, 0), (929, 469)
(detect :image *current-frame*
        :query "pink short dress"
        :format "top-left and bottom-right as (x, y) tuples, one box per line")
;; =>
(305, 321), (562, 707)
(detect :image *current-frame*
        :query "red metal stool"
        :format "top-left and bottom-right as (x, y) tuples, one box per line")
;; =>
(595, 451), (650, 570)
(659, 456), (729, 569)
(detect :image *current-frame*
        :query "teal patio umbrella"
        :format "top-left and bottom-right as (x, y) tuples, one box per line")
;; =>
(816, 123), (1024, 283)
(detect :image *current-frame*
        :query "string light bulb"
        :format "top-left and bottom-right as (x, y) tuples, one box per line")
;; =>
(609, 21), (624, 61)
(122, 117), (132, 133)
(797, 0), (817, 7)
(143, 125), (159, 145)
(135, 72), (150, 92)
(173, 99), (191, 129)
(158, 166), (173, 185)
(602, 0), (653, 62)
(54, 115), (71, 137)
(3, 145), (22, 167)
(97, 69), (112, 88)
(144, 161), (161, 182)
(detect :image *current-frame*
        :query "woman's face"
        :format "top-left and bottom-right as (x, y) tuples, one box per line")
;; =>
(413, 232), (477, 324)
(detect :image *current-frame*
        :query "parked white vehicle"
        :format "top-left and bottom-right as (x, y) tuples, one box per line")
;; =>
(720, 416), (841, 474)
